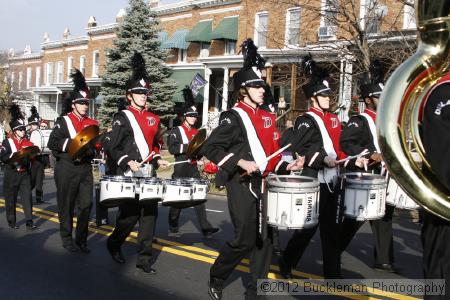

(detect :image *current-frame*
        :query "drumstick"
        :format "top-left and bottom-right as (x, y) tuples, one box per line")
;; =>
(335, 149), (369, 164)
(241, 144), (291, 177)
(138, 151), (155, 167)
(167, 160), (191, 166)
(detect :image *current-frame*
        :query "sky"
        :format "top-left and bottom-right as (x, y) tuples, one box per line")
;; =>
(0, 0), (179, 53)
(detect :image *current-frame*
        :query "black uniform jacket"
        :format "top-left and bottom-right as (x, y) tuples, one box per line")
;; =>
(105, 111), (161, 175)
(340, 114), (379, 173)
(48, 116), (96, 164)
(200, 109), (289, 185)
(167, 126), (199, 178)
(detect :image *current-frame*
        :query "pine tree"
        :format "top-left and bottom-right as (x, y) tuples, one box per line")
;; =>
(97, 0), (176, 128)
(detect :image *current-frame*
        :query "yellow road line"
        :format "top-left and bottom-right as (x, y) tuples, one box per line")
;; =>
(0, 199), (419, 300)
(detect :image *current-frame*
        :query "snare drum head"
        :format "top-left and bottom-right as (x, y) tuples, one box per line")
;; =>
(142, 177), (163, 184)
(100, 175), (133, 183)
(165, 179), (192, 186)
(343, 172), (386, 185)
(266, 175), (319, 188)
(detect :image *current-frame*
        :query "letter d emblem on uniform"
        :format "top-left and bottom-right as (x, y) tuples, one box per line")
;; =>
(147, 117), (156, 126)
(262, 116), (272, 128)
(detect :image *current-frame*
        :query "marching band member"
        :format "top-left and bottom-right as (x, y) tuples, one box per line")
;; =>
(201, 39), (304, 300)
(420, 71), (450, 299)
(339, 61), (396, 273)
(48, 69), (98, 253)
(0, 104), (38, 230)
(166, 87), (219, 237)
(105, 53), (169, 274)
(28, 106), (47, 204)
(278, 56), (365, 279)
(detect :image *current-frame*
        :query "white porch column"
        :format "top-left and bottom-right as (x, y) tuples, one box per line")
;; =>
(202, 67), (212, 127)
(338, 57), (353, 122)
(222, 67), (229, 111)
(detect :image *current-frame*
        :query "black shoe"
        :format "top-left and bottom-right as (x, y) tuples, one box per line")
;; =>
(8, 222), (19, 229)
(278, 256), (292, 279)
(136, 264), (157, 274)
(26, 221), (39, 231)
(168, 227), (180, 236)
(208, 278), (223, 300)
(107, 245), (126, 264)
(202, 228), (219, 238)
(76, 244), (91, 254)
(36, 200), (48, 204)
(374, 263), (397, 273)
(63, 244), (80, 253)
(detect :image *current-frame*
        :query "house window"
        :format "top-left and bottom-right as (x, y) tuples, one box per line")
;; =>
(178, 48), (187, 63)
(225, 40), (236, 56)
(403, 0), (416, 29)
(80, 56), (86, 75)
(67, 57), (74, 78)
(56, 61), (64, 83)
(255, 12), (269, 48)
(92, 51), (100, 77)
(323, 0), (337, 27)
(361, 0), (380, 34)
(35, 67), (41, 87)
(286, 8), (301, 46)
(26, 67), (32, 89)
(200, 42), (210, 58)
(46, 62), (53, 85)
(18, 71), (23, 90)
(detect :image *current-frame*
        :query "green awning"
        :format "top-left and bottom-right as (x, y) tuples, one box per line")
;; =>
(185, 20), (212, 43)
(210, 17), (238, 40)
(169, 69), (205, 103)
(161, 29), (190, 49)
(157, 31), (168, 49)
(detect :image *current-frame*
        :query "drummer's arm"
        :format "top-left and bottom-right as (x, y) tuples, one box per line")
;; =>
(48, 118), (70, 153)
(200, 113), (241, 174)
(167, 128), (186, 155)
(108, 114), (132, 171)
(0, 140), (12, 163)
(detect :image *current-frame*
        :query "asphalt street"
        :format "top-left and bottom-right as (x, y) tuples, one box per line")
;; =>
(0, 168), (424, 300)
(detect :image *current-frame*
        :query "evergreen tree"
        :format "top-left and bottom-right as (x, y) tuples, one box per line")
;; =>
(97, 0), (176, 128)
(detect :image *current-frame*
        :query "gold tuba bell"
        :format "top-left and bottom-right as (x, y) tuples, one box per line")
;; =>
(378, 1), (450, 221)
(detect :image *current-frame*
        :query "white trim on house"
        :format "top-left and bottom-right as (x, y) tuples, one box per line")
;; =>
(161, 14), (192, 22)
(199, 6), (242, 15)
(65, 45), (89, 52)
(92, 50), (100, 78)
(91, 34), (117, 40)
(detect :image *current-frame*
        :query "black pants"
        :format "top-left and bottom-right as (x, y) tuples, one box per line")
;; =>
(168, 203), (212, 231)
(31, 157), (45, 202)
(421, 212), (450, 300)
(54, 159), (93, 246)
(108, 200), (158, 266)
(3, 166), (33, 225)
(340, 204), (395, 265)
(210, 174), (272, 290)
(282, 183), (342, 278)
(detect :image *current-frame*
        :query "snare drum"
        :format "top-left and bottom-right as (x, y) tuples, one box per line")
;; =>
(386, 178), (419, 210)
(342, 173), (387, 221)
(99, 176), (136, 207)
(139, 178), (164, 203)
(181, 178), (209, 200)
(266, 175), (320, 229)
(162, 179), (192, 204)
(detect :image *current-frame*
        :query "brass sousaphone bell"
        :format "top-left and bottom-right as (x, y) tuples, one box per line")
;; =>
(8, 146), (40, 166)
(378, 0), (450, 220)
(68, 125), (100, 160)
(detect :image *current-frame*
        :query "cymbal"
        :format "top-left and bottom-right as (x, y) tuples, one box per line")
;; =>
(68, 125), (100, 160)
(8, 146), (40, 165)
(186, 128), (207, 159)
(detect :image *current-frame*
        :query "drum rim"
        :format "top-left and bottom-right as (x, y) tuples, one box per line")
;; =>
(341, 172), (386, 184)
(165, 179), (193, 186)
(100, 176), (134, 183)
(179, 177), (209, 184)
(141, 178), (163, 184)
(266, 175), (319, 188)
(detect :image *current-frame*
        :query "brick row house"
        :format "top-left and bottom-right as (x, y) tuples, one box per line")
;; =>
(4, 0), (417, 127)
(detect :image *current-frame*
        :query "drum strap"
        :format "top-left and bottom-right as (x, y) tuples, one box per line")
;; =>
(177, 126), (189, 144)
(63, 116), (77, 139)
(122, 110), (150, 162)
(232, 107), (267, 173)
(7, 138), (17, 154)
(305, 112), (337, 184)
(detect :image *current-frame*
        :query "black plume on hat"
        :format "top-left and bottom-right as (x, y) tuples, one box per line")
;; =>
(61, 68), (91, 115)
(182, 86), (198, 117)
(28, 106), (40, 124)
(232, 38), (266, 90)
(360, 59), (385, 99)
(9, 104), (26, 131)
(126, 52), (149, 94)
(302, 54), (332, 99)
